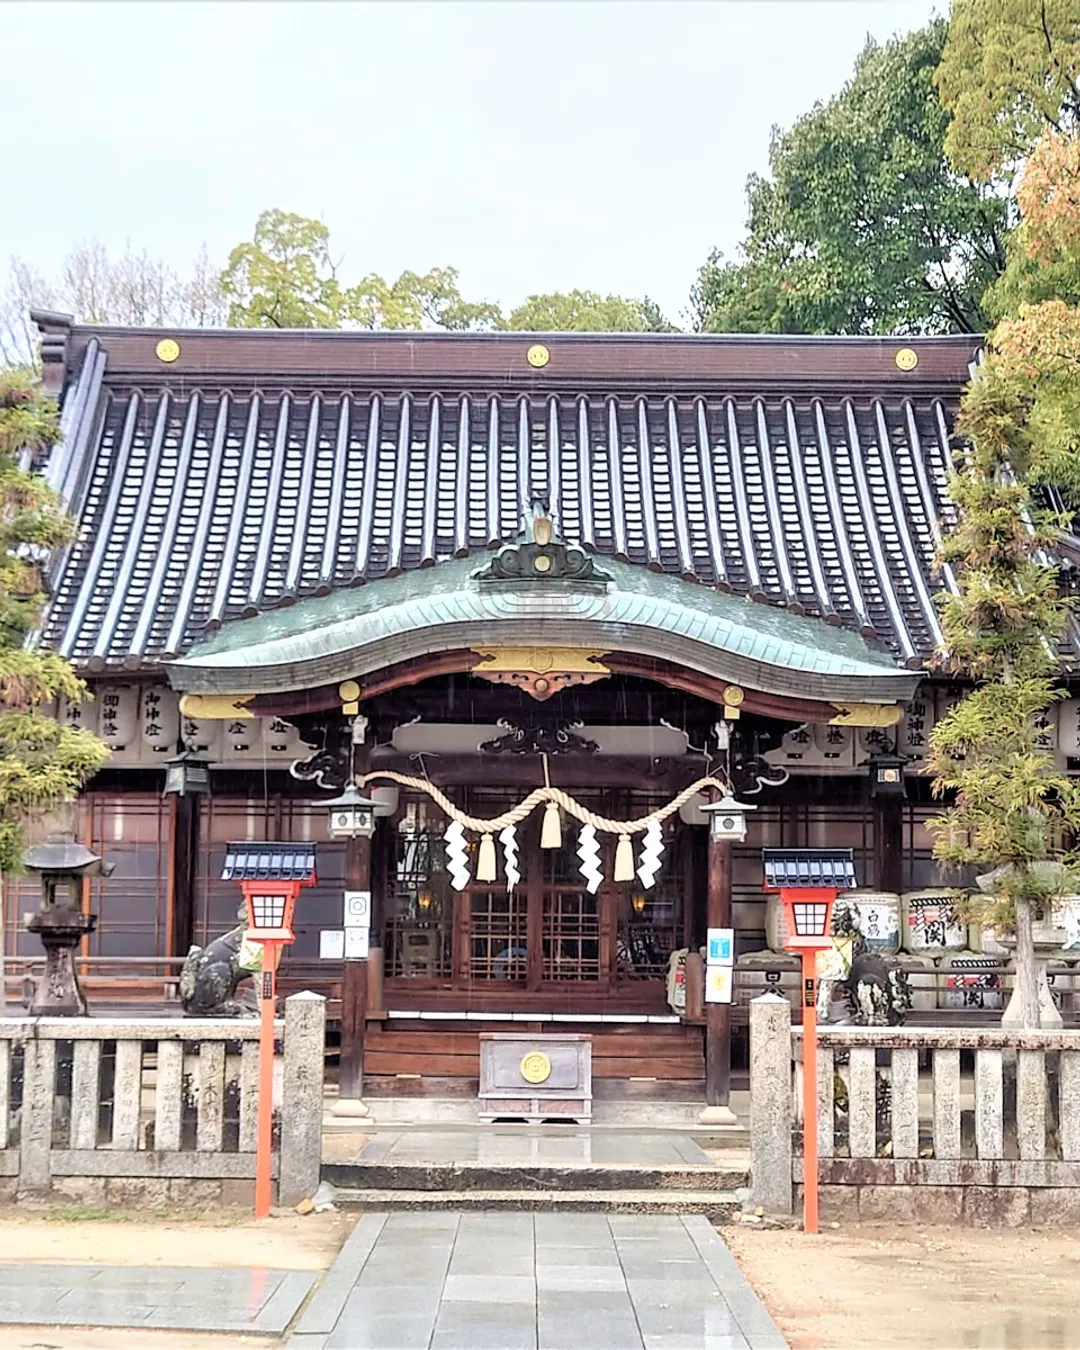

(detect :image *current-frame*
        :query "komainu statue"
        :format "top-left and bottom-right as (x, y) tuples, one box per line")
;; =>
(178, 905), (258, 1017)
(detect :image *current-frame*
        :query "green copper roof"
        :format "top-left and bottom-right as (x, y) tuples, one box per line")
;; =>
(168, 550), (918, 704)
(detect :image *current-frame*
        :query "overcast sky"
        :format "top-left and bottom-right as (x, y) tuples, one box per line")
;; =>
(4, 0), (940, 325)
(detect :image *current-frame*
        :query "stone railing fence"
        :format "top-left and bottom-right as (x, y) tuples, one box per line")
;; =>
(0, 992), (325, 1208)
(749, 992), (1080, 1225)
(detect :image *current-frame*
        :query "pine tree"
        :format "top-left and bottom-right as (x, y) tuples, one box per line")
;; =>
(0, 370), (109, 872)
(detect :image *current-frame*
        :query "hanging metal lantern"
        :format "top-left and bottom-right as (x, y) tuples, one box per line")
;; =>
(323, 784), (377, 838)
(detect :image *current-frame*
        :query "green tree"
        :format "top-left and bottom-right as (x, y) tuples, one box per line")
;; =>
(694, 22), (1008, 335)
(935, 0), (1080, 184)
(927, 320), (1080, 1026)
(929, 2), (1080, 1027)
(350, 267), (502, 331)
(221, 210), (502, 331)
(220, 210), (350, 329)
(506, 289), (677, 333)
(0, 371), (109, 872)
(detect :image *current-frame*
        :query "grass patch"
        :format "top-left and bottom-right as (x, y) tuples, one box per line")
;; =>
(44, 1205), (130, 1223)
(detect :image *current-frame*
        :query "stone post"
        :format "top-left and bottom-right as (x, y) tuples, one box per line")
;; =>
(18, 1037), (56, 1194)
(279, 992), (327, 1208)
(749, 993), (793, 1215)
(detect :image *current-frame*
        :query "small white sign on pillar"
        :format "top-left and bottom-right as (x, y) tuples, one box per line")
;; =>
(344, 927), (370, 960)
(343, 891), (371, 927)
(705, 966), (734, 1004)
(319, 929), (345, 960)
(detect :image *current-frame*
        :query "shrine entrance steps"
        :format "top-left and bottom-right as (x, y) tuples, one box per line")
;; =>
(320, 1128), (749, 1218)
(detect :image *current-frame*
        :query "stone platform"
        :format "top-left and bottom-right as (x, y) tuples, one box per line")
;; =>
(322, 1127), (750, 1217)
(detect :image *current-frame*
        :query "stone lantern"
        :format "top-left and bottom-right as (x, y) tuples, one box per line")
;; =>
(23, 842), (115, 1015)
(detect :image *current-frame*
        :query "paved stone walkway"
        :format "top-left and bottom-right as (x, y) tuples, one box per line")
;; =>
(356, 1128), (721, 1167)
(289, 1212), (787, 1350)
(0, 1263), (315, 1334)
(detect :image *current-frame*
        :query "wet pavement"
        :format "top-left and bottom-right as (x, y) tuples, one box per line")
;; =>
(353, 1127), (723, 1167)
(0, 1263), (315, 1333)
(288, 1211), (788, 1349)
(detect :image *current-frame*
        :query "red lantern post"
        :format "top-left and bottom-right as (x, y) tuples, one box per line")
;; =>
(223, 843), (317, 1219)
(763, 848), (855, 1234)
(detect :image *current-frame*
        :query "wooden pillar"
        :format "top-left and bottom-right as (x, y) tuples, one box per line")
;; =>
(873, 793), (904, 894)
(169, 792), (200, 959)
(704, 832), (733, 1112)
(338, 829), (371, 1102)
(338, 735), (372, 1108)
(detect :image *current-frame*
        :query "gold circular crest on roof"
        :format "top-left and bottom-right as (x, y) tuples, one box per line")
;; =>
(723, 685), (745, 708)
(338, 680), (361, 703)
(895, 347), (918, 371)
(155, 338), (181, 364)
(520, 1051), (552, 1084)
(526, 344), (550, 368)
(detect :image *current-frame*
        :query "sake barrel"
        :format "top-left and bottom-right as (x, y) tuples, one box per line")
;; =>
(1053, 896), (1080, 955)
(938, 951), (1004, 1010)
(767, 889), (900, 955)
(893, 952), (939, 1012)
(901, 888), (968, 956)
(968, 920), (1010, 958)
(734, 948), (800, 1006)
(832, 889), (901, 955)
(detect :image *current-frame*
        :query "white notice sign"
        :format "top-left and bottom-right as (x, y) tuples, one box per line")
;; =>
(344, 891), (371, 927)
(344, 927), (370, 960)
(319, 929), (345, 960)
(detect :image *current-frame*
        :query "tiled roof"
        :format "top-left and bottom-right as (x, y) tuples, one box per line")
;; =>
(762, 848), (858, 890)
(221, 843), (316, 882)
(37, 322), (985, 670)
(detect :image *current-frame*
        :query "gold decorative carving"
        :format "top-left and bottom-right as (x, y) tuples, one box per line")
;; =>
(829, 703), (902, 728)
(178, 693), (255, 720)
(520, 1051), (552, 1084)
(526, 343), (550, 368)
(722, 684), (744, 721)
(155, 338), (181, 363)
(894, 347), (918, 371)
(472, 648), (609, 701)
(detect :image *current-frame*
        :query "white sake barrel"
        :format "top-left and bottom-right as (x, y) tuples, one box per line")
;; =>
(1053, 896), (1080, 955)
(767, 890), (900, 955)
(833, 889), (901, 955)
(901, 889), (968, 956)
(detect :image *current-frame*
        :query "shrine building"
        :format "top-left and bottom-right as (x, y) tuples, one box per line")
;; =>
(14, 312), (1069, 1110)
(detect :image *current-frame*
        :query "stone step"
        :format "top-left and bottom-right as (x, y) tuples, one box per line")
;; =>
(322, 1161), (750, 1194)
(329, 1186), (743, 1217)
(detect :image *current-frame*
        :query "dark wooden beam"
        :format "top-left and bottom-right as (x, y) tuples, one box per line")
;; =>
(874, 793), (905, 893)
(602, 653), (834, 724)
(246, 651), (838, 727)
(168, 793), (199, 959)
(704, 833), (733, 1116)
(366, 752), (704, 792)
(338, 741), (372, 1107)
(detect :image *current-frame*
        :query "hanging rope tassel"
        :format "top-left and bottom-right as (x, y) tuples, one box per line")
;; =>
(614, 833), (635, 882)
(476, 832), (498, 882)
(541, 801), (562, 849)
